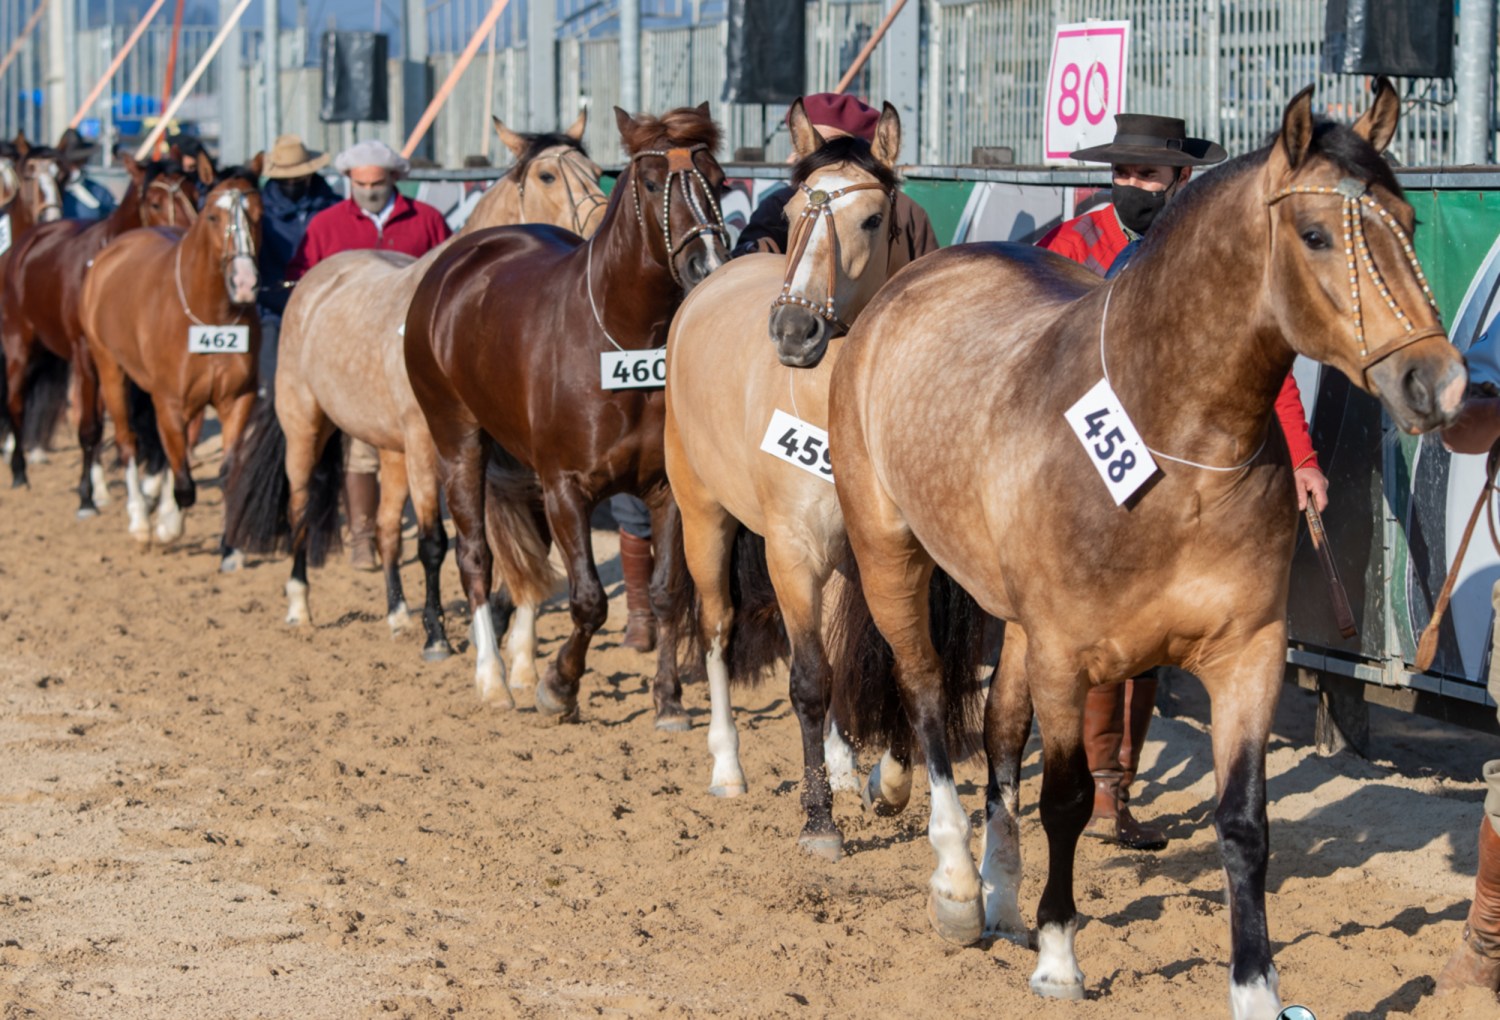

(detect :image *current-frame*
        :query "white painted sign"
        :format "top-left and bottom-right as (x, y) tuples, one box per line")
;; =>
(0, 213), (11, 256)
(1044, 21), (1131, 166)
(760, 408), (834, 482)
(188, 324), (250, 354)
(601, 348), (666, 390)
(1064, 378), (1158, 504)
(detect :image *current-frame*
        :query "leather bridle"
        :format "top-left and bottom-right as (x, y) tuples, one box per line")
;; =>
(517, 148), (605, 236)
(628, 144), (727, 287)
(148, 176), (199, 227)
(771, 180), (893, 334)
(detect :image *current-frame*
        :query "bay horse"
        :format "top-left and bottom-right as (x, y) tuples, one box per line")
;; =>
(79, 157), (264, 567)
(225, 113), (605, 681)
(826, 81), (1463, 1016)
(404, 104), (728, 717)
(3, 156), (202, 506)
(664, 101), (917, 858)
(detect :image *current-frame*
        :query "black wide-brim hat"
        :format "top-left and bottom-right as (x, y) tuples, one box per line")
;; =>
(1070, 114), (1227, 167)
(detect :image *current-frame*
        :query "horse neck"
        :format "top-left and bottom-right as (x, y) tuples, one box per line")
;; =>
(457, 177), (521, 235)
(104, 182), (143, 234)
(588, 163), (677, 342)
(1087, 172), (1292, 466)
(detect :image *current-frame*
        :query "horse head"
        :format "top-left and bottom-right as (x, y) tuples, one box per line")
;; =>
(769, 100), (903, 368)
(484, 110), (607, 237)
(135, 156), (201, 229)
(1261, 78), (1464, 434)
(18, 145), (64, 223)
(197, 154), (264, 307)
(615, 102), (729, 291)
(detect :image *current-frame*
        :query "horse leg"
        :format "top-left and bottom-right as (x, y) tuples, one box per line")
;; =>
(215, 392), (256, 572)
(1199, 625), (1286, 1019)
(981, 621), (1031, 943)
(152, 399), (193, 547)
(92, 351), (148, 542)
(765, 537), (842, 860)
(439, 428), (508, 705)
(863, 719), (914, 816)
(280, 401), (328, 626)
(646, 494), (688, 729)
(535, 479), (605, 723)
(404, 431), (452, 659)
(4, 325), (30, 488)
(376, 449), (411, 634)
(74, 344), (107, 517)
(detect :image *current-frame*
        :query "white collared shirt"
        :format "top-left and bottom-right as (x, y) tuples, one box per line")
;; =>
(359, 192), (398, 235)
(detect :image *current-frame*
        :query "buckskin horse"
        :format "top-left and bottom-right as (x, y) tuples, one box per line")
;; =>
(3, 156), (201, 506)
(663, 100), (919, 858)
(404, 104), (728, 718)
(826, 81), (1464, 1016)
(225, 114), (605, 677)
(79, 157), (264, 568)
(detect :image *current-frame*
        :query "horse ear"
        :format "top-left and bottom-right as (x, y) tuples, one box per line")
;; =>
(787, 99), (824, 160)
(492, 116), (528, 158)
(13, 130), (28, 158)
(696, 101), (710, 116)
(872, 102), (902, 168)
(564, 107), (587, 142)
(613, 106), (636, 141)
(248, 151), (265, 178)
(196, 152), (217, 187)
(121, 152), (144, 184)
(1352, 76), (1400, 154)
(1278, 84), (1316, 171)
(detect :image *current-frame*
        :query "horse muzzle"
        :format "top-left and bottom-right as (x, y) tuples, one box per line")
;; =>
(769, 304), (833, 369)
(676, 236), (727, 292)
(1365, 335), (1467, 434)
(226, 255), (260, 306)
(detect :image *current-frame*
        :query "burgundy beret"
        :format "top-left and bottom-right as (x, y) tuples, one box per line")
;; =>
(792, 93), (880, 142)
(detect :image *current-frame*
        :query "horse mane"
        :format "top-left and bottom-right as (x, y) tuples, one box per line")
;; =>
(20, 145), (60, 162)
(790, 136), (899, 194)
(141, 159), (188, 186)
(212, 165), (262, 189)
(618, 105), (721, 156)
(508, 131), (589, 184)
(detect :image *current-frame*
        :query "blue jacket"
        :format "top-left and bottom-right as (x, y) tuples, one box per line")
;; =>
(61, 177), (116, 221)
(258, 174), (341, 317)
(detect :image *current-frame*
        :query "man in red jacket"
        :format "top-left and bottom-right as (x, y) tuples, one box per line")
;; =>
(287, 140), (452, 570)
(1039, 114), (1329, 851)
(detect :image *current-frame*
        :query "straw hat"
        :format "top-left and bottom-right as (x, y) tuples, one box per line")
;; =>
(264, 134), (330, 178)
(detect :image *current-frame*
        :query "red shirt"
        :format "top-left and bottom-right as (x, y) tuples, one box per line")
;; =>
(1038, 205), (1320, 471)
(287, 192), (452, 279)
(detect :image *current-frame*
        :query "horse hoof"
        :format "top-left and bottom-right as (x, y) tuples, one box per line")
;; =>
(798, 830), (844, 862)
(984, 919), (1033, 948)
(708, 781), (747, 799)
(76, 506), (99, 520)
(10, 475), (29, 490)
(24, 448), (49, 465)
(534, 680), (579, 725)
(862, 774), (910, 817)
(421, 641), (454, 663)
(1028, 974), (1086, 1001)
(927, 890), (984, 946)
(387, 604), (412, 634)
(130, 528), (151, 546)
(219, 550), (245, 573)
(480, 683), (517, 710)
(654, 713), (691, 733)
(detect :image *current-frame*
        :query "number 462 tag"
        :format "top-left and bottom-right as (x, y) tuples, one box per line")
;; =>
(1064, 378), (1158, 505)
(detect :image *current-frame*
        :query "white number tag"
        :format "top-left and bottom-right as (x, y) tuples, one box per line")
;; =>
(0, 214), (11, 256)
(188, 325), (250, 354)
(760, 408), (834, 483)
(601, 349), (667, 390)
(1064, 378), (1158, 504)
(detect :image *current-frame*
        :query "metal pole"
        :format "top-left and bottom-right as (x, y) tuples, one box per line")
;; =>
(264, 0), (280, 148)
(0, 0), (49, 96)
(69, 0), (169, 128)
(481, 17), (497, 161)
(402, 0), (429, 158)
(1456, 0), (1495, 164)
(833, 0), (908, 95)
(526, 0), (555, 131)
(135, 0), (256, 160)
(620, 0), (639, 114)
(399, 0), (511, 157)
(43, 0), (68, 141)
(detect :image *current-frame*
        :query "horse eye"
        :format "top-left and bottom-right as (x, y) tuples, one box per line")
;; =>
(539, 172), (556, 184)
(862, 214), (883, 232)
(643, 179), (658, 193)
(1301, 229), (1329, 250)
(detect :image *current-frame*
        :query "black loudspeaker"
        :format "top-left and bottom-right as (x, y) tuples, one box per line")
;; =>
(321, 31), (390, 123)
(723, 0), (805, 104)
(1323, 0), (1454, 78)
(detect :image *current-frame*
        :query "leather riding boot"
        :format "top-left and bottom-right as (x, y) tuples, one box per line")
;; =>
(1116, 676), (1168, 850)
(1083, 682), (1126, 841)
(1437, 818), (1500, 997)
(618, 529), (657, 653)
(344, 471), (380, 572)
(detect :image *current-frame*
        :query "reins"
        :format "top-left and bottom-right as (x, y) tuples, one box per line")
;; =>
(771, 181), (892, 333)
(1415, 438), (1500, 672)
(628, 144), (728, 288)
(1265, 177), (1443, 386)
(517, 148), (605, 236)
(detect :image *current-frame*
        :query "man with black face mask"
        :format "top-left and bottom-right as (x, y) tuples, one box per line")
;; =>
(259, 135), (339, 392)
(1038, 114), (1329, 853)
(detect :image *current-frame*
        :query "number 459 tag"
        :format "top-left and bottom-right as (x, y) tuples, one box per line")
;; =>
(760, 408), (833, 483)
(1064, 378), (1157, 505)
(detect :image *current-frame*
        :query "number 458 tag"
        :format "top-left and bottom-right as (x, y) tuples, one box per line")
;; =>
(1064, 378), (1158, 505)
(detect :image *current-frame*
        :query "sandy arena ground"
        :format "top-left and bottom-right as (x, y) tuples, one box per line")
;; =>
(1, 429), (1497, 1019)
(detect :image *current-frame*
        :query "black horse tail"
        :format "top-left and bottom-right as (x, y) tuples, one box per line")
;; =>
(482, 442), (560, 610)
(19, 345), (69, 454)
(125, 378), (167, 476)
(828, 542), (990, 758)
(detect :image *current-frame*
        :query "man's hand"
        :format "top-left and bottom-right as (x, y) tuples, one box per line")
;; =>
(1442, 396), (1500, 455)
(1294, 466), (1329, 512)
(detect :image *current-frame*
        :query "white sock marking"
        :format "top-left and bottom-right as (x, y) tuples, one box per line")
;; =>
(824, 719), (860, 794)
(505, 602), (539, 690)
(285, 578), (310, 626)
(926, 771), (980, 904)
(1228, 969), (1281, 1020)
(125, 459), (150, 542)
(154, 470), (184, 544)
(706, 636), (746, 796)
(471, 602), (510, 704)
(1029, 921), (1085, 998)
(90, 462), (110, 507)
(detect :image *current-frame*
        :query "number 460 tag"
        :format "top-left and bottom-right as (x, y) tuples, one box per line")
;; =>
(1064, 378), (1157, 505)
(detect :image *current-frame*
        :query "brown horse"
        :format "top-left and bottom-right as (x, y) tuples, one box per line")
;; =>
(80, 158), (264, 567)
(664, 101), (912, 857)
(826, 81), (1463, 1015)
(404, 104), (728, 717)
(3, 156), (202, 506)
(224, 114), (605, 677)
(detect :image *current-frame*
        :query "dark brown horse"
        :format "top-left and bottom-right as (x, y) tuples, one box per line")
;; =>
(79, 158), (264, 569)
(3, 156), (203, 507)
(827, 82), (1463, 1015)
(404, 104), (728, 718)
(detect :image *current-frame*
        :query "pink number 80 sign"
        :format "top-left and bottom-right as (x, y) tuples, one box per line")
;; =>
(1044, 22), (1131, 166)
